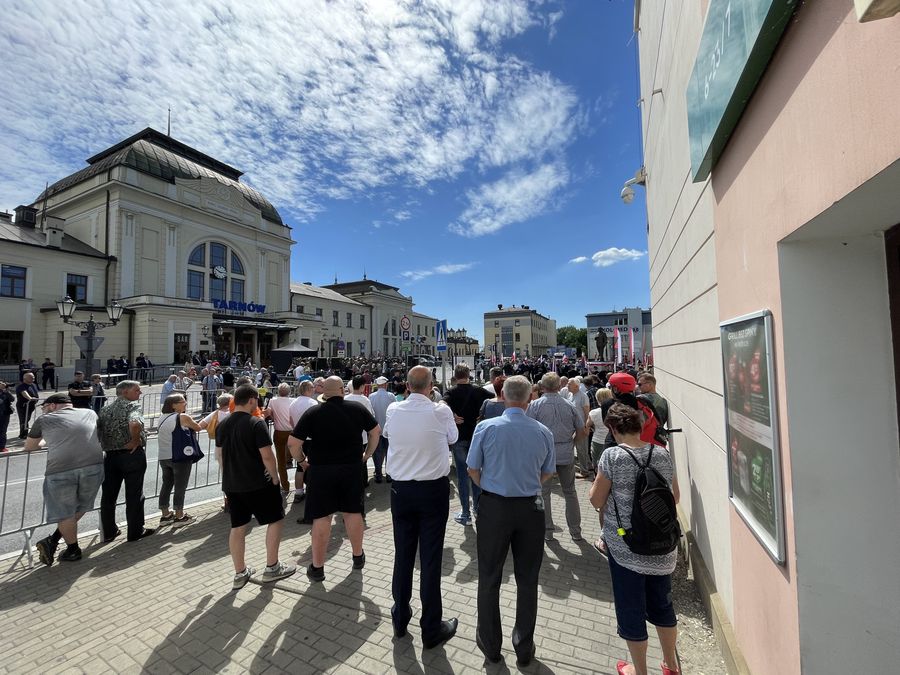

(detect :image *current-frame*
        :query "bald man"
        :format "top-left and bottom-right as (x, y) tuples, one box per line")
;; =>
(289, 376), (380, 581)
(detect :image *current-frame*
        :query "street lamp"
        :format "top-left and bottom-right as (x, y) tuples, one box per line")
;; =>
(201, 324), (210, 338)
(56, 296), (124, 379)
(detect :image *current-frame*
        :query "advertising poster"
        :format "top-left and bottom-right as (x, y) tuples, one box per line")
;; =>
(721, 310), (785, 563)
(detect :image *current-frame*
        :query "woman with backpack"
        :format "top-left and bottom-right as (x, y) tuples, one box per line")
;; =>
(589, 403), (681, 675)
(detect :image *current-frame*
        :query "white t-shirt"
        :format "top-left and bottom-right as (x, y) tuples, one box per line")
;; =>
(289, 396), (318, 427)
(267, 395), (295, 431)
(293, 365), (305, 379)
(345, 393), (375, 443)
(588, 408), (606, 445)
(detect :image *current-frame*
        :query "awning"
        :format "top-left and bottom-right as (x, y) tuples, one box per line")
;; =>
(214, 318), (295, 331)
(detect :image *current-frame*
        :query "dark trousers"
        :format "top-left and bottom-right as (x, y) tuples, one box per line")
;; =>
(42, 373), (54, 390)
(16, 402), (35, 437)
(476, 491), (545, 659)
(390, 477), (450, 640)
(373, 436), (388, 478)
(158, 459), (193, 511)
(0, 411), (10, 448)
(100, 449), (147, 540)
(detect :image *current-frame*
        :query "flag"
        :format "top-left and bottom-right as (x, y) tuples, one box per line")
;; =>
(629, 328), (635, 364)
(615, 327), (622, 364)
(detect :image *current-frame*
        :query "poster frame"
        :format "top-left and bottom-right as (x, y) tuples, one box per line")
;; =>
(720, 309), (786, 564)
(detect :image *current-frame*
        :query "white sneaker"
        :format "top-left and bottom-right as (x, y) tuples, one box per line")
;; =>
(232, 566), (256, 590)
(262, 561), (296, 583)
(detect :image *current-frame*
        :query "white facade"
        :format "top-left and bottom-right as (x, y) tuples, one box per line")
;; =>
(0, 128), (297, 370)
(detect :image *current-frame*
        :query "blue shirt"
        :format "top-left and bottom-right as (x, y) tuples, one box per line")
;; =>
(466, 408), (555, 497)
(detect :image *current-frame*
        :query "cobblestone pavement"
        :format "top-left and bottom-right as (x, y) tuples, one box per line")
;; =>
(0, 476), (718, 674)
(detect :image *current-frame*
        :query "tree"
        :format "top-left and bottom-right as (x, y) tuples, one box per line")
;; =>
(556, 326), (588, 356)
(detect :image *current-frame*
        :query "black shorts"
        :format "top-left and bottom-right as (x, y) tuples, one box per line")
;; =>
(304, 463), (366, 520)
(226, 484), (284, 528)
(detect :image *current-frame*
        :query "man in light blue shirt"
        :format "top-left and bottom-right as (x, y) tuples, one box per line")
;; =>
(466, 376), (555, 667)
(368, 376), (395, 482)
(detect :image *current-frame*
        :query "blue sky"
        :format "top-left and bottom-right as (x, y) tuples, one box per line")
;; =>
(0, 0), (649, 343)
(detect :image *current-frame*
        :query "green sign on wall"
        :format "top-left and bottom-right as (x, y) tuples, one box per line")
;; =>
(687, 0), (798, 182)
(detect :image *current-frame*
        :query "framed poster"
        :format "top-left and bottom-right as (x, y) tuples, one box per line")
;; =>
(721, 310), (785, 564)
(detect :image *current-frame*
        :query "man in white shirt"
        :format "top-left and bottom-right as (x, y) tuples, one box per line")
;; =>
(287, 380), (318, 503)
(382, 366), (459, 650)
(265, 383), (295, 501)
(293, 362), (305, 381)
(368, 376), (395, 483)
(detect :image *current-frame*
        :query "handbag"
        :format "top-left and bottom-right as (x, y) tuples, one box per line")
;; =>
(171, 415), (204, 464)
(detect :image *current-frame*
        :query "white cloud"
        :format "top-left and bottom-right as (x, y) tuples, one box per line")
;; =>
(569, 256), (587, 264)
(401, 262), (475, 282)
(591, 247), (646, 268)
(0, 0), (578, 219)
(451, 162), (569, 237)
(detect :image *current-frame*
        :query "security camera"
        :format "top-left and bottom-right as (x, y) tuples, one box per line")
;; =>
(620, 167), (647, 205)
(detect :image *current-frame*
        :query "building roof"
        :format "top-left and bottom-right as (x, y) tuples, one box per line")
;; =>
(325, 279), (401, 294)
(289, 283), (366, 306)
(484, 305), (551, 320)
(0, 221), (107, 258)
(36, 128), (284, 226)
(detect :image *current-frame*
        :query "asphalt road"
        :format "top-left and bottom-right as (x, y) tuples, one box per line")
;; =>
(0, 432), (231, 560)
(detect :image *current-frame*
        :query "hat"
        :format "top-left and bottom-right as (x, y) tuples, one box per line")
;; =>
(608, 372), (637, 393)
(42, 393), (72, 406)
(374, 376), (389, 385)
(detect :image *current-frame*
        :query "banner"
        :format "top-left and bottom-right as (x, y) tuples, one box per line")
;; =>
(721, 310), (785, 564)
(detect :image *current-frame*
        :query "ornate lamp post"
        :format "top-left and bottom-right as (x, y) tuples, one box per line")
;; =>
(56, 296), (124, 379)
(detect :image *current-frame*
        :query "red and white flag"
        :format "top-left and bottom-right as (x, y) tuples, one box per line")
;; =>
(614, 327), (622, 364)
(629, 328), (635, 364)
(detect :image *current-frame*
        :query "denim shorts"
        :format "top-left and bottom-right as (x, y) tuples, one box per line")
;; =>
(607, 550), (677, 641)
(43, 464), (104, 522)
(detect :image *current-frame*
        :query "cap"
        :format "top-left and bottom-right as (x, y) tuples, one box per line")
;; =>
(374, 376), (389, 385)
(42, 393), (72, 406)
(608, 372), (637, 393)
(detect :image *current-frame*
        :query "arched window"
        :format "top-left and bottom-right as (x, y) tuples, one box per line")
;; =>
(186, 242), (247, 303)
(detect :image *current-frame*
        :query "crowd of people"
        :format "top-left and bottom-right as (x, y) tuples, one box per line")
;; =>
(17, 354), (679, 674)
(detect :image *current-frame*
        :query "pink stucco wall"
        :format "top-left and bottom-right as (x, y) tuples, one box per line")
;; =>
(709, 3), (900, 674)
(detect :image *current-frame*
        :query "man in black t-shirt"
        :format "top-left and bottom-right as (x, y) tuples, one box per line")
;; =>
(216, 384), (296, 590)
(67, 372), (93, 409)
(442, 363), (492, 525)
(288, 376), (380, 582)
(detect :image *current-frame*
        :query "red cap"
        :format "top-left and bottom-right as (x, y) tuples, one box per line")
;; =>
(608, 372), (637, 393)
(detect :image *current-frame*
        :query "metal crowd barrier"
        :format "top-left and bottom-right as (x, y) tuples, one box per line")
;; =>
(1, 432), (223, 568)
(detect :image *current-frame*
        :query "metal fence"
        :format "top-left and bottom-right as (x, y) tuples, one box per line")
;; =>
(0, 432), (224, 567)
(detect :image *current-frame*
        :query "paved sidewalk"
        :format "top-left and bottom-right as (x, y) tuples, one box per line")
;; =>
(0, 478), (666, 674)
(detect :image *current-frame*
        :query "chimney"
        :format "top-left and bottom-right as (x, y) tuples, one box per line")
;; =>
(14, 205), (37, 228)
(44, 216), (65, 248)
(0, 211), (11, 225)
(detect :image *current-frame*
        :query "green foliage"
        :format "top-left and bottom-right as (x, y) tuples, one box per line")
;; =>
(556, 326), (587, 355)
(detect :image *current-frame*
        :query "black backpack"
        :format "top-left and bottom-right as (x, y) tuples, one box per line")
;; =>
(612, 445), (681, 556)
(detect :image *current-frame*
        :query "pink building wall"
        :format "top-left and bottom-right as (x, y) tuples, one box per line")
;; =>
(709, 3), (900, 674)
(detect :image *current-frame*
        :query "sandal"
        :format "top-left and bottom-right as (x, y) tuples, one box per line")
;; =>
(592, 538), (607, 557)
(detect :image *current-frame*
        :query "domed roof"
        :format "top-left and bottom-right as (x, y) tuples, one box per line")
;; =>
(38, 128), (284, 226)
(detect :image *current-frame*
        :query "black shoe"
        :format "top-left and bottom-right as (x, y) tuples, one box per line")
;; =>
(392, 605), (411, 638)
(352, 551), (366, 569)
(515, 643), (536, 666)
(374, 476), (383, 484)
(476, 632), (502, 663)
(103, 528), (122, 543)
(58, 546), (82, 562)
(127, 528), (156, 542)
(35, 536), (58, 566)
(306, 564), (325, 582)
(423, 618), (458, 649)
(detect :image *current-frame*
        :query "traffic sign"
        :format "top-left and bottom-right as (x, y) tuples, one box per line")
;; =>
(436, 319), (447, 352)
(74, 335), (104, 353)
(401, 329), (411, 341)
(337, 339), (346, 357)
(400, 315), (411, 331)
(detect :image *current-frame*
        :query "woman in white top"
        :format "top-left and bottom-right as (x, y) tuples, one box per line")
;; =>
(199, 394), (232, 512)
(158, 394), (202, 526)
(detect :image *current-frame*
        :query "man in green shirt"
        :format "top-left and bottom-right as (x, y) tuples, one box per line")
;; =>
(97, 380), (154, 542)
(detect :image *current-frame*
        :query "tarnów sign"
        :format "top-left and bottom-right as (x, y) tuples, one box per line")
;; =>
(687, 0), (798, 182)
